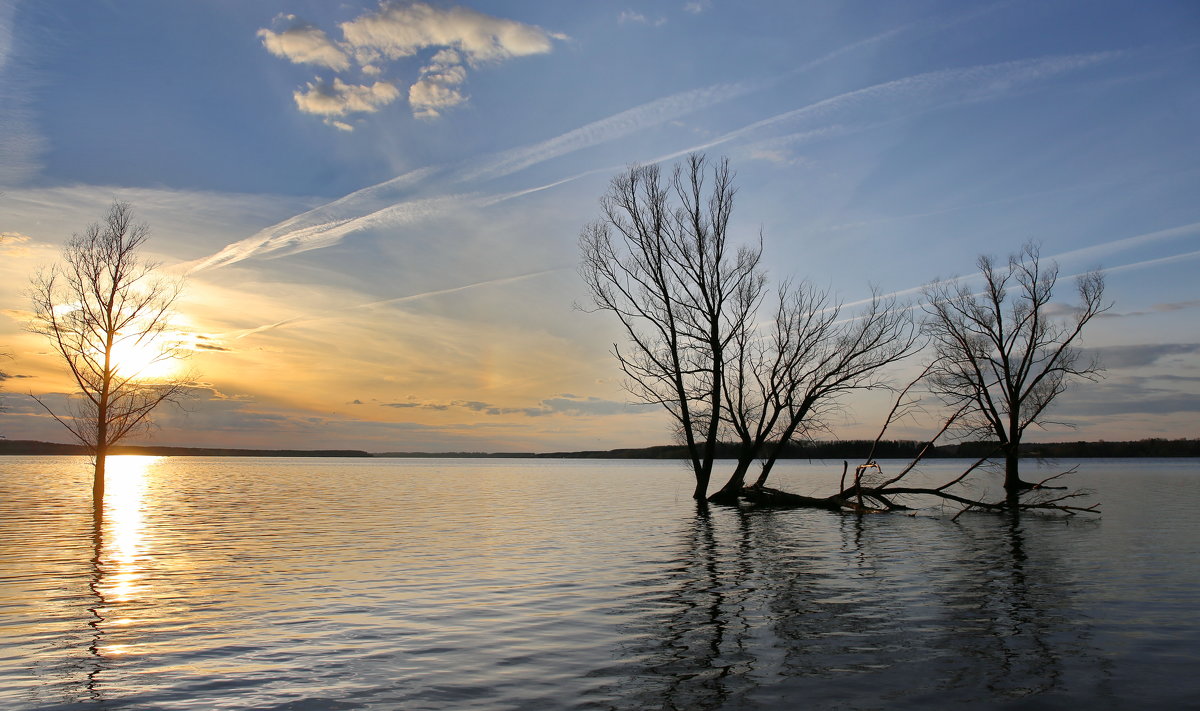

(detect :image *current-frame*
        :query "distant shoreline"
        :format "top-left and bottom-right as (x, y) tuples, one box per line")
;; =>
(1, 438), (1196, 459)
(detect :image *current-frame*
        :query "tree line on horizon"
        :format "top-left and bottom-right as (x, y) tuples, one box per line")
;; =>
(4, 436), (1194, 460)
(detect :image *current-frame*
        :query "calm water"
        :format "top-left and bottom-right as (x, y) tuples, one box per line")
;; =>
(0, 456), (1197, 710)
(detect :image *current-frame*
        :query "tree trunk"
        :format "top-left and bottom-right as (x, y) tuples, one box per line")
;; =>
(92, 448), (106, 510)
(1002, 448), (1036, 512)
(1002, 449), (1032, 493)
(692, 467), (711, 500)
(709, 457), (753, 504)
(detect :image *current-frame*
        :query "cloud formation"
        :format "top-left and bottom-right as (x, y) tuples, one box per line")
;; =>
(0, 232), (31, 255)
(1083, 343), (1200, 369)
(258, 16), (351, 71)
(340, 3), (559, 63)
(197, 48), (1116, 270)
(293, 77), (401, 118)
(618, 11), (666, 27)
(258, 3), (563, 124)
(409, 48), (468, 118)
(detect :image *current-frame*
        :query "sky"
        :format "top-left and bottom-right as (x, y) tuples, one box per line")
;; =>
(0, 0), (1197, 453)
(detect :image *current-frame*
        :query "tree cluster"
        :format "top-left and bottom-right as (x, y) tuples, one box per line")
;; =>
(582, 154), (1107, 517)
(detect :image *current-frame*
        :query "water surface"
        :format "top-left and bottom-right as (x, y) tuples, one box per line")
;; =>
(1, 456), (1197, 709)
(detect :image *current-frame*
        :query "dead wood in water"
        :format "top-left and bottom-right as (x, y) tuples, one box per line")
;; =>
(710, 366), (1100, 518)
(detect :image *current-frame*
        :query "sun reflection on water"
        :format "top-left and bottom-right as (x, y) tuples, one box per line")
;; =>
(89, 455), (160, 664)
(101, 456), (154, 604)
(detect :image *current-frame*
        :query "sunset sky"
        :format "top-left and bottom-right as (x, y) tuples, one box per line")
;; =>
(1, 0), (1197, 452)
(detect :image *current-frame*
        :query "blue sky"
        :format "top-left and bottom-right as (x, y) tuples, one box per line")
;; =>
(1, 0), (1198, 452)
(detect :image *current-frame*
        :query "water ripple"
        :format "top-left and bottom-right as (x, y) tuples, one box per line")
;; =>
(0, 456), (1197, 709)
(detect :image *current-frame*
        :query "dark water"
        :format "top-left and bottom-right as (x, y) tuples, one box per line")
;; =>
(0, 456), (1197, 710)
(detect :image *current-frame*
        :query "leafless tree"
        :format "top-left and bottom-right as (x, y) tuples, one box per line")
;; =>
(709, 283), (919, 502)
(581, 154), (918, 502)
(922, 242), (1108, 501)
(580, 154), (762, 499)
(28, 201), (190, 505)
(738, 367), (1100, 518)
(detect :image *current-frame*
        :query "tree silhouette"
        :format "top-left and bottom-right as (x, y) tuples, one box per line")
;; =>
(922, 242), (1108, 501)
(29, 201), (190, 506)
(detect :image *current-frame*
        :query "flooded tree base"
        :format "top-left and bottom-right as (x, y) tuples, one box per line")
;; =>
(711, 479), (1098, 519)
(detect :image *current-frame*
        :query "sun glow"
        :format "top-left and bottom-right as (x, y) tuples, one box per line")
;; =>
(109, 334), (181, 379)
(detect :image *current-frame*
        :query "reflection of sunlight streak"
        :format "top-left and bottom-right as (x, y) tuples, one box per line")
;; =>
(102, 456), (154, 604)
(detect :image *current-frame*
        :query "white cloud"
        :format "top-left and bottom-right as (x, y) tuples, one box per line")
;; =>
(409, 80), (466, 119)
(258, 3), (563, 123)
(293, 77), (401, 120)
(340, 2), (559, 64)
(683, 1), (710, 13)
(257, 15), (351, 71)
(410, 46), (469, 118)
(619, 11), (666, 27)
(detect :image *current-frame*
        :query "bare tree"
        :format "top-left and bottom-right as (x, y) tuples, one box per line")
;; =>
(922, 242), (1108, 501)
(737, 368), (1100, 518)
(580, 154), (762, 499)
(29, 201), (190, 505)
(709, 285), (919, 502)
(581, 154), (917, 503)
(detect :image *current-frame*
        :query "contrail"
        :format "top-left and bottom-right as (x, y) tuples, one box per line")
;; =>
(836, 221), (1200, 310)
(355, 268), (569, 309)
(213, 268), (569, 344)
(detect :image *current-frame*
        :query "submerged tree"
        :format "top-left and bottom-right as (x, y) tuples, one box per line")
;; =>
(580, 155), (760, 499)
(29, 201), (190, 506)
(581, 154), (916, 502)
(922, 242), (1108, 500)
(734, 365), (1100, 518)
(708, 283), (918, 503)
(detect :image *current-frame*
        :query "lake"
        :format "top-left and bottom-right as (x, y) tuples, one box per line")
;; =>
(0, 456), (1197, 709)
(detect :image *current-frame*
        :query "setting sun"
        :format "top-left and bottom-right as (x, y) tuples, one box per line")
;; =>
(110, 335), (181, 380)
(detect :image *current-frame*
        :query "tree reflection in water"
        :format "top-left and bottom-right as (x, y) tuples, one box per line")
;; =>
(591, 502), (759, 710)
(592, 507), (1109, 709)
(918, 513), (1113, 705)
(85, 515), (107, 702)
